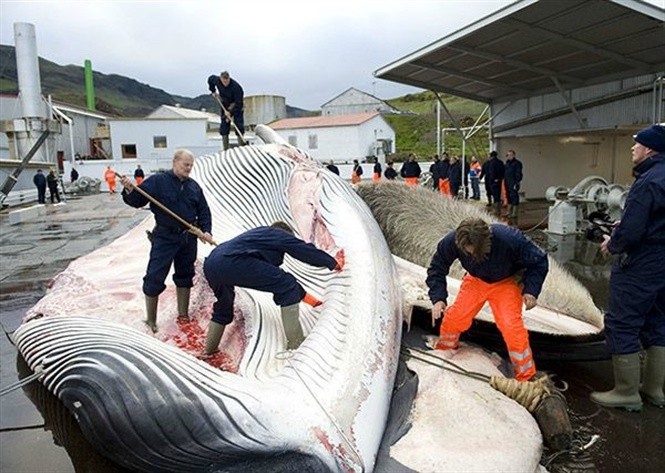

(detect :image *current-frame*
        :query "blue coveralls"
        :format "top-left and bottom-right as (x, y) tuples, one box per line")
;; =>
(33, 171), (46, 204)
(605, 153), (665, 354)
(203, 227), (337, 325)
(485, 157), (505, 205)
(207, 75), (245, 135)
(504, 158), (523, 206)
(122, 171), (212, 297)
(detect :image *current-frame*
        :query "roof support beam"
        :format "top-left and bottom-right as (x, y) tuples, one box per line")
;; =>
(551, 76), (586, 128)
(412, 60), (528, 95)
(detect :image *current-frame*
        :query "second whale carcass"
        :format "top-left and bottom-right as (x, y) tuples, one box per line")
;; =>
(13, 125), (403, 472)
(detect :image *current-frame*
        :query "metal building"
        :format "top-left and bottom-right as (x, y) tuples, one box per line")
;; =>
(374, 0), (665, 199)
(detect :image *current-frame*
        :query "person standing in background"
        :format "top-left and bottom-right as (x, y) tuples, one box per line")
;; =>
(351, 159), (363, 184)
(384, 161), (397, 180)
(400, 153), (422, 187)
(326, 160), (340, 175)
(134, 164), (145, 185)
(469, 156), (481, 200)
(33, 169), (46, 204)
(104, 166), (116, 194)
(504, 150), (523, 218)
(46, 169), (61, 203)
(373, 157), (382, 182)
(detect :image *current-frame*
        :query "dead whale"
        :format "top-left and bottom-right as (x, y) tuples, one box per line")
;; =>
(14, 127), (403, 472)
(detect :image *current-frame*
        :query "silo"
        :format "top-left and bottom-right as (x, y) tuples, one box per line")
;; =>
(244, 95), (287, 128)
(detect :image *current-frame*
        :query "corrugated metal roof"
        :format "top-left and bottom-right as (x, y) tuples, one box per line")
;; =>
(374, 0), (665, 104)
(155, 105), (220, 121)
(270, 112), (381, 130)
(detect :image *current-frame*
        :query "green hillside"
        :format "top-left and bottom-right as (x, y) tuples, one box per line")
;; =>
(385, 90), (490, 160)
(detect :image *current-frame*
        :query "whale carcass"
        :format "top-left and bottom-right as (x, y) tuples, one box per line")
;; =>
(13, 126), (402, 472)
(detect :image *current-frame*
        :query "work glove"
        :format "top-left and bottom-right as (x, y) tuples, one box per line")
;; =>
(334, 249), (345, 271)
(302, 292), (323, 307)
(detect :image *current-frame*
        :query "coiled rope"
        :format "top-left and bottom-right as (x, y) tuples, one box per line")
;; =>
(402, 346), (551, 412)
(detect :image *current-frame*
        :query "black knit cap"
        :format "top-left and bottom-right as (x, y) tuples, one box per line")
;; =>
(634, 124), (665, 152)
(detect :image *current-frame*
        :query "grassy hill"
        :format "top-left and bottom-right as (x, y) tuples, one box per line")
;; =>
(0, 44), (489, 159)
(385, 90), (490, 160)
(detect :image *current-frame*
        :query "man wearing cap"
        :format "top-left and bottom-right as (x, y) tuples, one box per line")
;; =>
(590, 124), (665, 411)
(208, 71), (244, 151)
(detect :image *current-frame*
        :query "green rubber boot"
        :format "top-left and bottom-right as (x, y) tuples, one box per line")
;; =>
(222, 135), (230, 151)
(281, 304), (304, 350)
(205, 321), (226, 355)
(590, 353), (643, 411)
(176, 287), (191, 320)
(145, 296), (159, 333)
(641, 346), (665, 408)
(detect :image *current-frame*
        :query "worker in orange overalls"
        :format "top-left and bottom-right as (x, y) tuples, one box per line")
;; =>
(104, 166), (116, 193)
(372, 157), (382, 182)
(426, 218), (548, 381)
(351, 159), (363, 184)
(400, 153), (421, 187)
(134, 164), (145, 185)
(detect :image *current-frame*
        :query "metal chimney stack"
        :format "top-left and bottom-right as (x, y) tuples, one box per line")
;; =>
(15, 23), (46, 119)
(0, 22), (61, 205)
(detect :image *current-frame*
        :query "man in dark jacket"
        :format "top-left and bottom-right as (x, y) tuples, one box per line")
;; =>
(326, 160), (340, 175)
(208, 71), (244, 150)
(384, 161), (397, 180)
(203, 222), (344, 353)
(590, 124), (665, 411)
(485, 151), (505, 215)
(504, 150), (523, 218)
(46, 169), (61, 203)
(120, 149), (214, 332)
(33, 169), (46, 204)
(427, 218), (548, 381)
(400, 153), (422, 187)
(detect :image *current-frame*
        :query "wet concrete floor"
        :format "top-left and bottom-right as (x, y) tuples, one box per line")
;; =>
(0, 193), (663, 472)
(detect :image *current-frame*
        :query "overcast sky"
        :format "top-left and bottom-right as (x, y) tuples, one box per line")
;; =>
(1, 0), (663, 110)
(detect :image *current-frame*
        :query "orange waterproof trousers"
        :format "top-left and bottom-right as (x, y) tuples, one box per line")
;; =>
(106, 179), (116, 193)
(405, 177), (418, 187)
(136, 177), (144, 185)
(351, 172), (361, 184)
(437, 274), (536, 381)
(439, 178), (451, 196)
(373, 172), (381, 182)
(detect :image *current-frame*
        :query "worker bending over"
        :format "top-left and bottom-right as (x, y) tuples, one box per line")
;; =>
(203, 222), (344, 354)
(427, 218), (548, 381)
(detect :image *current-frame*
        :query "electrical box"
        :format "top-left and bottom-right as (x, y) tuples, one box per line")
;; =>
(548, 201), (578, 235)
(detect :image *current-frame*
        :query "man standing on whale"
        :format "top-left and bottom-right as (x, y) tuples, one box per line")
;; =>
(208, 70), (244, 151)
(119, 149), (214, 332)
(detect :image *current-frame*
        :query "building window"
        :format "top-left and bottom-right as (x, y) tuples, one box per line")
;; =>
(121, 144), (137, 159)
(288, 135), (298, 147)
(153, 136), (167, 148)
(308, 134), (318, 150)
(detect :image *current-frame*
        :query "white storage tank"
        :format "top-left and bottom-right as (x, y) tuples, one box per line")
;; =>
(244, 95), (287, 128)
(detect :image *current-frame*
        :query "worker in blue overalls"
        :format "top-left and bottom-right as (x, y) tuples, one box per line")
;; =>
(208, 70), (244, 151)
(202, 222), (344, 354)
(120, 149), (214, 332)
(590, 124), (665, 411)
